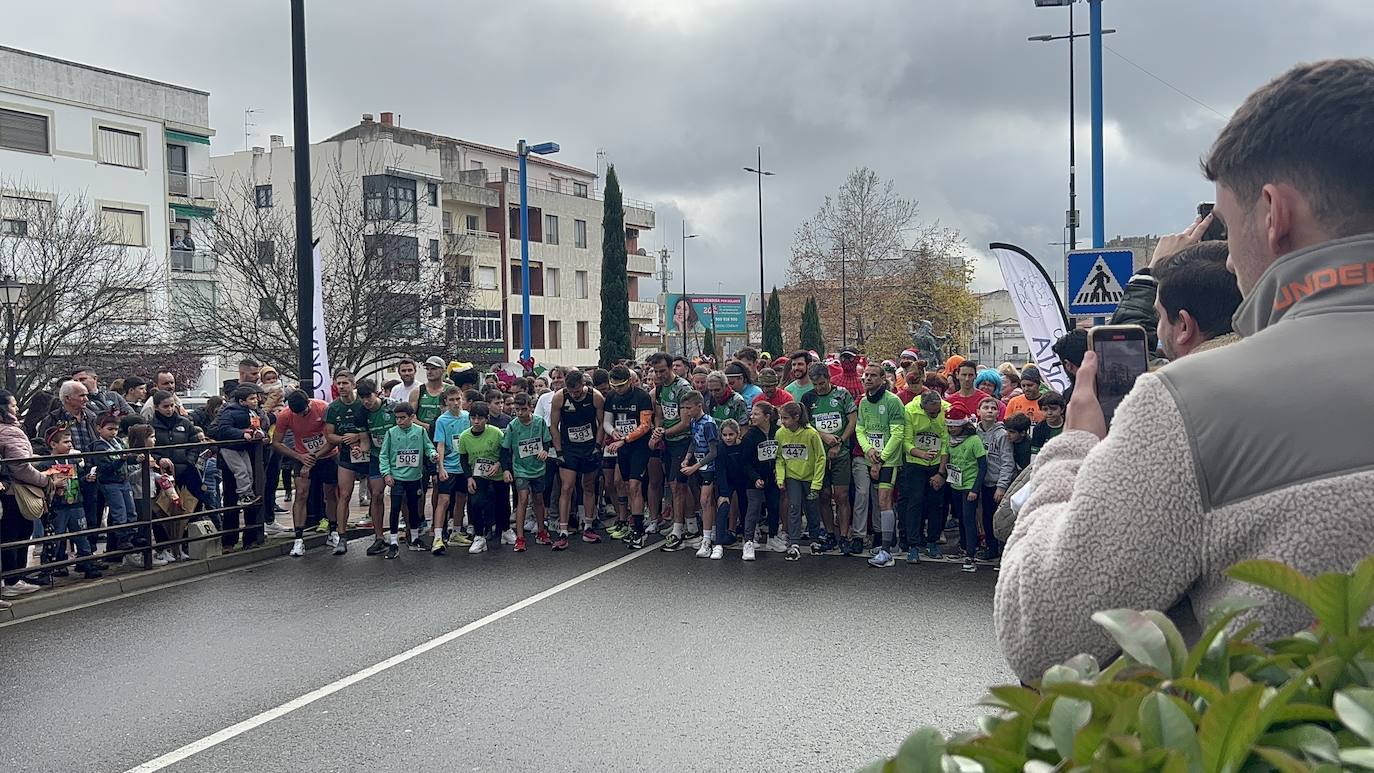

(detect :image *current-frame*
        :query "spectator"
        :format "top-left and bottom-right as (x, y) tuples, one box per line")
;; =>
(72, 367), (132, 416)
(0, 389), (50, 599)
(142, 371), (185, 419)
(21, 391), (55, 440)
(221, 357), (262, 398)
(189, 395), (223, 434)
(997, 363), (1021, 400)
(1050, 330), (1088, 405)
(119, 376), (149, 412)
(1153, 241), (1243, 360)
(995, 58), (1374, 683)
(148, 390), (207, 510)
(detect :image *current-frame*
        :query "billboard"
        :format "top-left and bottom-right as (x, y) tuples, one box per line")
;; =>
(665, 293), (748, 334)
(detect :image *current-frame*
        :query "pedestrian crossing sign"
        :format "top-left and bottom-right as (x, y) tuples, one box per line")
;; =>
(1066, 248), (1133, 315)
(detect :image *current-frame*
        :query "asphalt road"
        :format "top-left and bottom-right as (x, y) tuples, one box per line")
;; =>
(0, 536), (1013, 772)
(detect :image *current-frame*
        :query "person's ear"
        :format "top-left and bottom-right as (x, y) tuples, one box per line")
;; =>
(1262, 182), (1295, 256)
(1175, 309), (1201, 351)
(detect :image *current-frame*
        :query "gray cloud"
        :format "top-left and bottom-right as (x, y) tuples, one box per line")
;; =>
(8, 0), (1373, 299)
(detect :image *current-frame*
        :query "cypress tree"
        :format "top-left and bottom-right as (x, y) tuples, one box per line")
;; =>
(762, 287), (784, 356)
(597, 165), (632, 367)
(800, 295), (825, 353)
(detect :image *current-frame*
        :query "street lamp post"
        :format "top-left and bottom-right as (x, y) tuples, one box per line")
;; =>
(0, 276), (23, 393)
(1029, 2), (1116, 253)
(517, 138), (560, 365)
(743, 147), (774, 344)
(680, 221), (698, 356)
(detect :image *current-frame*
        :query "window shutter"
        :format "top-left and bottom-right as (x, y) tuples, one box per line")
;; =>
(97, 127), (142, 168)
(0, 109), (49, 153)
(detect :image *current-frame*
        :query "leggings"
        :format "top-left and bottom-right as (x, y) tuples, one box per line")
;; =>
(784, 478), (820, 543)
(957, 492), (979, 555)
(469, 477), (510, 537)
(389, 479), (422, 534)
(743, 486), (780, 539)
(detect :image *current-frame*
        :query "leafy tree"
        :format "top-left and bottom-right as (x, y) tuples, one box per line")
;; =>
(702, 326), (717, 361)
(762, 286), (784, 356)
(800, 295), (824, 353)
(597, 165), (631, 367)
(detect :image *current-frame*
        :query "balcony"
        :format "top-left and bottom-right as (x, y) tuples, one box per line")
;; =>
(170, 248), (217, 273)
(628, 251), (655, 275)
(168, 171), (216, 202)
(629, 299), (658, 321)
(442, 181), (498, 208)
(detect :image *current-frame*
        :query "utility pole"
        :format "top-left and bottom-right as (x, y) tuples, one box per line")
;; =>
(289, 1), (313, 385)
(244, 108), (258, 152)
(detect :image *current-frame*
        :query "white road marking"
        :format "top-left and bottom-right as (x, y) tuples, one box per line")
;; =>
(123, 545), (659, 772)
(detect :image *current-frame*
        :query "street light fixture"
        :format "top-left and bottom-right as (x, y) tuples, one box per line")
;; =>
(517, 138), (560, 366)
(743, 146), (774, 344)
(0, 275), (23, 392)
(680, 222), (698, 356)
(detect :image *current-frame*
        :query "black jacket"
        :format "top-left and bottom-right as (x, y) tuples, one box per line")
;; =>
(151, 411), (201, 470)
(1109, 272), (1160, 353)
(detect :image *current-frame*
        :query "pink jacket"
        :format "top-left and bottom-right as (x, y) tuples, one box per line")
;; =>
(0, 421), (46, 487)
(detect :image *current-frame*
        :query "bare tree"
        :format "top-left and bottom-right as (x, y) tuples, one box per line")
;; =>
(0, 182), (165, 403)
(178, 154), (475, 381)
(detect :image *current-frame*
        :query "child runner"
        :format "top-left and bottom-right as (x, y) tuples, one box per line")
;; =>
(358, 379), (397, 556)
(379, 403), (437, 559)
(501, 392), (551, 552)
(900, 390), (949, 564)
(975, 396), (1014, 565)
(944, 406), (987, 573)
(674, 391), (722, 558)
(740, 402), (781, 560)
(1029, 391), (1067, 456)
(710, 418), (749, 559)
(1003, 413), (1033, 474)
(458, 402), (506, 554)
(774, 401), (825, 562)
(431, 386), (471, 553)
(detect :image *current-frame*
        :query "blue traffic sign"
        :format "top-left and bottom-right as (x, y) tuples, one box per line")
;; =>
(1066, 248), (1133, 316)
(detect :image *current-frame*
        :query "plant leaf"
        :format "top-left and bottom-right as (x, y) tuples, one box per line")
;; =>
(1138, 693), (1203, 772)
(1335, 689), (1374, 745)
(1050, 697), (1092, 761)
(1338, 748), (1374, 770)
(1093, 609), (1176, 676)
(894, 727), (947, 772)
(1197, 684), (1266, 773)
(1062, 653), (1101, 681)
(984, 686), (1043, 718)
(1309, 573), (1352, 636)
(1259, 725), (1340, 763)
(1182, 599), (1261, 679)
(1227, 560), (1315, 612)
(1254, 746), (1314, 773)
(1347, 556), (1374, 629)
(1143, 610), (1190, 678)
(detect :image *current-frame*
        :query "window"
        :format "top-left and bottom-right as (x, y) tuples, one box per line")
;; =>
(256, 240), (275, 264)
(458, 264), (473, 286)
(465, 214), (480, 233)
(363, 175), (417, 222)
(364, 234), (420, 281)
(100, 207), (145, 246)
(427, 182), (439, 207)
(451, 309), (501, 343)
(573, 181), (589, 198)
(96, 127), (142, 168)
(112, 288), (151, 321)
(509, 261), (544, 296)
(575, 270), (588, 299)
(255, 185), (273, 208)
(577, 321), (589, 349)
(0, 219), (26, 236)
(574, 219), (587, 248)
(428, 239), (440, 262)
(545, 267), (560, 297)
(171, 279), (216, 327)
(375, 291), (422, 339)
(508, 206), (543, 241)
(0, 109), (49, 154)
(504, 167), (520, 183)
(510, 314), (546, 349)
(442, 210), (453, 233)
(258, 298), (280, 321)
(1, 195), (49, 237)
(548, 320), (561, 349)
(469, 160), (484, 171)
(544, 214), (559, 245)
(477, 265), (497, 290)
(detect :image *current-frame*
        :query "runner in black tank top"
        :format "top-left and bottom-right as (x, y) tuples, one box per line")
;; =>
(549, 371), (605, 549)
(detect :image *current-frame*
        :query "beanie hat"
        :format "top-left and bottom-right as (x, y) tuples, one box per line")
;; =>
(944, 355), (966, 376)
(1020, 365), (1042, 383)
(900, 348), (919, 361)
(945, 405), (973, 427)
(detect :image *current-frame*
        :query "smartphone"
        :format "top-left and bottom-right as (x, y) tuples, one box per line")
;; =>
(1196, 201), (1228, 242)
(1087, 324), (1150, 428)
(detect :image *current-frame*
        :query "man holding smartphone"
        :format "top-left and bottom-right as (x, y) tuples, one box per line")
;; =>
(995, 59), (1374, 684)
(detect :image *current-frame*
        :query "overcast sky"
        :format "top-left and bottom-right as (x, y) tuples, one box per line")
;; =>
(8, 0), (1373, 297)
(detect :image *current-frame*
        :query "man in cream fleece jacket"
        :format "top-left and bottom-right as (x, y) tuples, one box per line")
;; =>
(995, 58), (1374, 684)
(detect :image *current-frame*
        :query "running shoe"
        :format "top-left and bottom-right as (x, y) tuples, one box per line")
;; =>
(710, 544), (723, 560)
(766, 535), (788, 553)
(365, 538), (387, 556)
(926, 545), (942, 561)
(849, 537), (864, 556)
(386, 542), (400, 560)
(501, 529), (517, 545)
(524, 517), (537, 533)
(514, 536), (527, 552)
(315, 519), (331, 534)
(906, 547), (921, 564)
(695, 538), (712, 559)
(552, 534), (570, 551)
(0, 580), (40, 597)
(535, 530), (553, 546)
(431, 538), (446, 556)
(742, 541), (756, 561)
(962, 557), (977, 573)
(684, 534), (703, 549)
(408, 539), (426, 552)
(326, 532), (340, 549)
(448, 531), (473, 548)
(333, 539), (348, 556)
(606, 523), (629, 540)
(582, 528), (602, 544)
(469, 536), (488, 554)
(784, 545), (801, 562)
(355, 517), (373, 529)
(661, 534), (684, 552)
(868, 548), (895, 568)
(625, 532), (645, 550)
(289, 539), (305, 557)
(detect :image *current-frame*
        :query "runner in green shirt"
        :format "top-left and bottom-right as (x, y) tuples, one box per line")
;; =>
(648, 352), (695, 545)
(856, 363), (905, 568)
(457, 402), (506, 554)
(944, 407), (987, 573)
(358, 379), (396, 554)
(378, 403), (437, 559)
(501, 392), (551, 551)
(800, 362), (857, 553)
(325, 371), (369, 542)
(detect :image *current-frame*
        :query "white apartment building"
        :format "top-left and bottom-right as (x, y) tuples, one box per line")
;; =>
(969, 289), (1030, 367)
(325, 114), (657, 366)
(0, 45), (216, 321)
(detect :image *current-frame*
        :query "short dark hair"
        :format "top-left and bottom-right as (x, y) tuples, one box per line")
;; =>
(565, 370), (585, 388)
(333, 369), (355, 382)
(463, 389), (482, 405)
(238, 357), (261, 369)
(1203, 58), (1374, 234)
(97, 413), (121, 429)
(670, 355), (690, 368)
(393, 402), (414, 416)
(647, 352), (671, 368)
(680, 389), (704, 407)
(1051, 329), (1089, 369)
(735, 346), (759, 363)
(121, 376), (147, 394)
(789, 350), (813, 363)
(807, 363), (830, 382)
(230, 385), (259, 403)
(1039, 391), (1067, 410)
(469, 401), (490, 418)
(1155, 241), (1242, 339)
(610, 365), (631, 382)
(356, 378), (377, 398)
(591, 368), (610, 388)
(513, 392), (531, 407)
(151, 389), (175, 407)
(1004, 412), (1032, 433)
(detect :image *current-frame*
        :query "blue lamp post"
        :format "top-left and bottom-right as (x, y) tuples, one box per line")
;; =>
(517, 139), (559, 365)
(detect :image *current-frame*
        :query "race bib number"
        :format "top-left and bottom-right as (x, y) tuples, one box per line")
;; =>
(756, 440), (778, 461)
(867, 432), (885, 450)
(349, 445), (369, 464)
(474, 459), (499, 478)
(517, 438), (543, 459)
(568, 424), (594, 444)
(302, 435), (326, 453)
(947, 467), (963, 487)
(781, 443), (808, 461)
(395, 449), (419, 468)
(661, 404), (679, 421)
(915, 434), (941, 451)
(614, 419), (637, 435)
(814, 414), (841, 434)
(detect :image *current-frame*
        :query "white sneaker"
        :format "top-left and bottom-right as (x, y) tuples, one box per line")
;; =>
(710, 544), (723, 560)
(523, 517), (537, 533)
(124, 554), (144, 568)
(695, 537), (712, 558)
(149, 552), (169, 567)
(644, 520), (660, 534)
(469, 535), (488, 554)
(156, 549), (175, 564)
(289, 538), (305, 557)
(501, 529), (517, 545)
(686, 520), (700, 536)
(326, 532), (340, 548)
(0, 580), (40, 597)
(263, 522), (288, 535)
(742, 540), (757, 561)
(766, 535), (788, 553)
(179, 549), (192, 561)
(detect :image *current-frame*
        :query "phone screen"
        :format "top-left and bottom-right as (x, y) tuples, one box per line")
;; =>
(1094, 334), (1149, 426)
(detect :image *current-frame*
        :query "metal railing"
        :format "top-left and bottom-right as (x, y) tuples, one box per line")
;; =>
(170, 248), (218, 273)
(483, 170), (655, 212)
(0, 439), (268, 582)
(168, 170), (216, 200)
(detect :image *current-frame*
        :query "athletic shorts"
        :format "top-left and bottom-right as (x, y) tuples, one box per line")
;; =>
(690, 469), (716, 488)
(662, 441), (691, 483)
(300, 456), (338, 486)
(825, 451), (853, 487)
(601, 453), (618, 471)
(338, 455), (369, 478)
(876, 465), (897, 491)
(514, 475), (546, 494)
(436, 471), (469, 496)
(559, 452), (600, 476)
(616, 443), (650, 483)
(367, 456), (385, 481)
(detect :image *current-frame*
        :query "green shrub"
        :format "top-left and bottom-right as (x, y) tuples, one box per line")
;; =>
(862, 556), (1374, 772)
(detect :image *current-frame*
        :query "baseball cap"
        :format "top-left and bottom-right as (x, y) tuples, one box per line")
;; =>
(423, 356), (446, 369)
(839, 347), (859, 358)
(756, 368), (780, 387)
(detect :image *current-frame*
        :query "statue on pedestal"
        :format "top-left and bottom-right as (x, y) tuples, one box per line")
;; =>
(908, 320), (948, 366)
